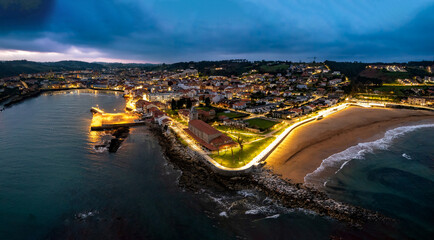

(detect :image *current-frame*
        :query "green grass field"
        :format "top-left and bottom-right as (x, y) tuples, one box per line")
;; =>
(210, 136), (276, 168)
(217, 111), (249, 119)
(165, 109), (178, 116)
(214, 125), (263, 142)
(214, 125), (257, 134)
(196, 106), (214, 111)
(244, 118), (278, 131)
(356, 94), (399, 102)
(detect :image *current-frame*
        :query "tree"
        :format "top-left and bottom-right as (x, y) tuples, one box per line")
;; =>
(236, 136), (244, 163)
(171, 99), (176, 110)
(177, 98), (185, 109)
(186, 98), (192, 109)
(205, 97), (211, 107)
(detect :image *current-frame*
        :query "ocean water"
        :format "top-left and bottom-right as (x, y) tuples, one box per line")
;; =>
(315, 124), (434, 239)
(1, 89), (432, 239)
(0, 90), (340, 240)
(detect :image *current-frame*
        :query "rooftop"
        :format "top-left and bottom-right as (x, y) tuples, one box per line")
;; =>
(189, 119), (221, 135)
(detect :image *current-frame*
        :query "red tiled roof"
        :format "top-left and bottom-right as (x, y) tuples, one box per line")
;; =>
(210, 134), (234, 145)
(290, 108), (303, 113)
(233, 101), (246, 106)
(198, 109), (210, 116)
(178, 109), (190, 117)
(184, 128), (218, 151)
(148, 107), (159, 112)
(189, 119), (220, 135)
(184, 128), (235, 151)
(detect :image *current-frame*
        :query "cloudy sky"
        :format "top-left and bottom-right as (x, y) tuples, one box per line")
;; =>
(0, 0), (433, 63)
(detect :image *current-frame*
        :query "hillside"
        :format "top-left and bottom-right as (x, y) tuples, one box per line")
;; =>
(0, 60), (104, 78)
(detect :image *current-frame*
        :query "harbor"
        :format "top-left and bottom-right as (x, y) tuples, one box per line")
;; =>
(90, 107), (145, 131)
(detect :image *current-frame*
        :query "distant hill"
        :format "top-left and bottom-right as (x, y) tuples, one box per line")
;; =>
(0, 60), (104, 78)
(96, 62), (158, 68)
(147, 60), (293, 77)
(324, 60), (368, 79)
(2, 59), (432, 80)
(325, 60), (433, 85)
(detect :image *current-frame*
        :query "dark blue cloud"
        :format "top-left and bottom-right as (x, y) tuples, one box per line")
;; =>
(0, 0), (55, 31)
(0, 0), (433, 62)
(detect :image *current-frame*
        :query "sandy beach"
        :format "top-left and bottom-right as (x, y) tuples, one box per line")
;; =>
(265, 106), (434, 185)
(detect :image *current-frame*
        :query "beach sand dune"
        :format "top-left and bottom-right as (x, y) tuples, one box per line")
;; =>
(265, 106), (434, 185)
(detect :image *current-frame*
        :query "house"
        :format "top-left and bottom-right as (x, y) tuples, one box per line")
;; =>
(232, 101), (247, 109)
(271, 110), (293, 119)
(328, 79), (342, 86)
(178, 109), (190, 121)
(289, 108), (303, 116)
(301, 105), (313, 113)
(197, 109), (216, 121)
(143, 91), (184, 102)
(135, 100), (148, 112)
(222, 119), (247, 128)
(407, 97), (426, 106)
(283, 91), (292, 97)
(157, 116), (172, 126)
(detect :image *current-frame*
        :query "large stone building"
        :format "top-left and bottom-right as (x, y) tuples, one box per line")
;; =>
(188, 120), (222, 144)
(185, 115), (235, 151)
(143, 92), (184, 102)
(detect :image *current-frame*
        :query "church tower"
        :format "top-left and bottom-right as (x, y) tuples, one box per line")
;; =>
(189, 106), (198, 121)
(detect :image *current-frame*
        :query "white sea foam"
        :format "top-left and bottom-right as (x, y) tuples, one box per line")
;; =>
(93, 146), (107, 153)
(402, 153), (412, 160)
(265, 214), (280, 219)
(237, 190), (259, 199)
(295, 208), (318, 216)
(75, 210), (99, 220)
(245, 209), (260, 215)
(219, 211), (228, 218)
(262, 197), (273, 204)
(305, 123), (434, 185)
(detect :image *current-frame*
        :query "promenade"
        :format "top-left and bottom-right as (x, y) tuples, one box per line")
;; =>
(169, 102), (355, 174)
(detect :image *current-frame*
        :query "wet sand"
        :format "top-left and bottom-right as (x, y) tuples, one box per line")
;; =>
(265, 106), (434, 184)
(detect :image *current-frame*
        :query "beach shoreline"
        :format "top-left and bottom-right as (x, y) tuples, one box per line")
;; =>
(265, 106), (434, 186)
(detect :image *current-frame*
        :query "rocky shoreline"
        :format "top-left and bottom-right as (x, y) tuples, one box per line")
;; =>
(149, 124), (391, 228)
(2, 89), (42, 108)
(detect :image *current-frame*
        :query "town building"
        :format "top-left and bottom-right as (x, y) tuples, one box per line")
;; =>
(143, 92), (184, 102)
(186, 119), (235, 151)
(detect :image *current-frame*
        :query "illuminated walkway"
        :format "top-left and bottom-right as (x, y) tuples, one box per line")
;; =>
(169, 101), (427, 174)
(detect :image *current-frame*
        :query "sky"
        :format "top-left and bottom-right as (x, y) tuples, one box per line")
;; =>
(0, 0), (433, 63)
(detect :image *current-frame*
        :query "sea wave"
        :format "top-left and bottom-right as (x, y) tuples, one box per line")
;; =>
(237, 190), (259, 199)
(93, 146), (107, 153)
(75, 210), (99, 220)
(205, 189), (317, 220)
(305, 123), (434, 185)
